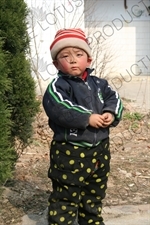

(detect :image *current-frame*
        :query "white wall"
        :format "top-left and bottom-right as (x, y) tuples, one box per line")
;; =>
(84, 0), (150, 78)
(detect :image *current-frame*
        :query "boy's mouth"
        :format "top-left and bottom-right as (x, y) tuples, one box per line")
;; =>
(71, 67), (78, 70)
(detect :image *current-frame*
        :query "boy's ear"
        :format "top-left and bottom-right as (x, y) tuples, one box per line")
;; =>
(87, 57), (92, 65)
(53, 60), (59, 69)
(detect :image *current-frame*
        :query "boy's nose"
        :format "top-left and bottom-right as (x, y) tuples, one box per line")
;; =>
(69, 55), (76, 63)
(70, 58), (76, 64)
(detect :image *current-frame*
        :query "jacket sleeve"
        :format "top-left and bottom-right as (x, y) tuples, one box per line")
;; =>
(101, 79), (123, 127)
(42, 77), (92, 129)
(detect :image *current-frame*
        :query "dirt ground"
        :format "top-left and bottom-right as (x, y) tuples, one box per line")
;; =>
(0, 98), (150, 225)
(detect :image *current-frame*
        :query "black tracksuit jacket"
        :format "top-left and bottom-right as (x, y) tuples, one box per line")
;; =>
(43, 68), (123, 147)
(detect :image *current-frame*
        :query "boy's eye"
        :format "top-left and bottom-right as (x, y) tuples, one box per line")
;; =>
(77, 53), (83, 57)
(62, 55), (69, 58)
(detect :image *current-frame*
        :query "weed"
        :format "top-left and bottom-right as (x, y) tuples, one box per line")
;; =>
(123, 112), (143, 121)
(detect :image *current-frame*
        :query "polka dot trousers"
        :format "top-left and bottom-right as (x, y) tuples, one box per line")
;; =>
(47, 138), (110, 225)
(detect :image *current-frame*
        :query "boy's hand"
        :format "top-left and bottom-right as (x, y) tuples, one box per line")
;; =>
(89, 114), (105, 128)
(101, 112), (115, 127)
(89, 113), (114, 128)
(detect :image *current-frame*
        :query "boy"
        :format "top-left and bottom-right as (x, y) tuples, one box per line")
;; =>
(43, 28), (123, 225)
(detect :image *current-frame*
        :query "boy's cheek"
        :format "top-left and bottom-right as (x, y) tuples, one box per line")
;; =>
(56, 60), (69, 71)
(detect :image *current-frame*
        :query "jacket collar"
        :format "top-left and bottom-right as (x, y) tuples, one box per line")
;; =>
(58, 68), (94, 80)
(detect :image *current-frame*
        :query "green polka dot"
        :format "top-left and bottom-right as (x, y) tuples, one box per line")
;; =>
(64, 185), (68, 189)
(93, 152), (97, 156)
(98, 207), (102, 212)
(80, 213), (85, 217)
(53, 211), (57, 215)
(92, 158), (97, 163)
(72, 169), (79, 173)
(68, 211), (73, 214)
(100, 184), (105, 189)
(87, 199), (91, 203)
(62, 142), (66, 145)
(80, 162), (84, 168)
(88, 219), (93, 223)
(72, 213), (76, 217)
(72, 192), (77, 197)
(81, 191), (85, 196)
(96, 178), (101, 182)
(66, 150), (71, 155)
(101, 163), (104, 168)
(60, 164), (64, 168)
(91, 189), (96, 194)
(95, 222), (100, 225)
(86, 168), (91, 173)
(61, 206), (66, 210)
(69, 159), (75, 165)
(59, 188), (62, 192)
(104, 155), (108, 160)
(50, 211), (53, 215)
(70, 202), (76, 206)
(79, 203), (83, 207)
(52, 141), (56, 145)
(93, 174), (98, 178)
(56, 150), (59, 154)
(91, 203), (95, 207)
(80, 153), (85, 158)
(68, 221), (72, 224)
(51, 154), (53, 159)
(106, 172), (109, 177)
(54, 164), (57, 168)
(62, 174), (67, 179)
(60, 217), (65, 222)
(74, 146), (78, 149)
(79, 176), (84, 182)
(96, 196), (101, 200)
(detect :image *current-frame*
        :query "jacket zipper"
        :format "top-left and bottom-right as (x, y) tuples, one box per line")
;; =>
(84, 80), (97, 146)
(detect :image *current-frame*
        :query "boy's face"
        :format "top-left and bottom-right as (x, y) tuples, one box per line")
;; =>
(53, 47), (92, 77)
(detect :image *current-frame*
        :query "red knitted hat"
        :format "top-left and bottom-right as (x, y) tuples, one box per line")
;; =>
(50, 28), (91, 60)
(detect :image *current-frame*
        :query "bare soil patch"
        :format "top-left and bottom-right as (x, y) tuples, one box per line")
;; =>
(0, 99), (150, 225)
